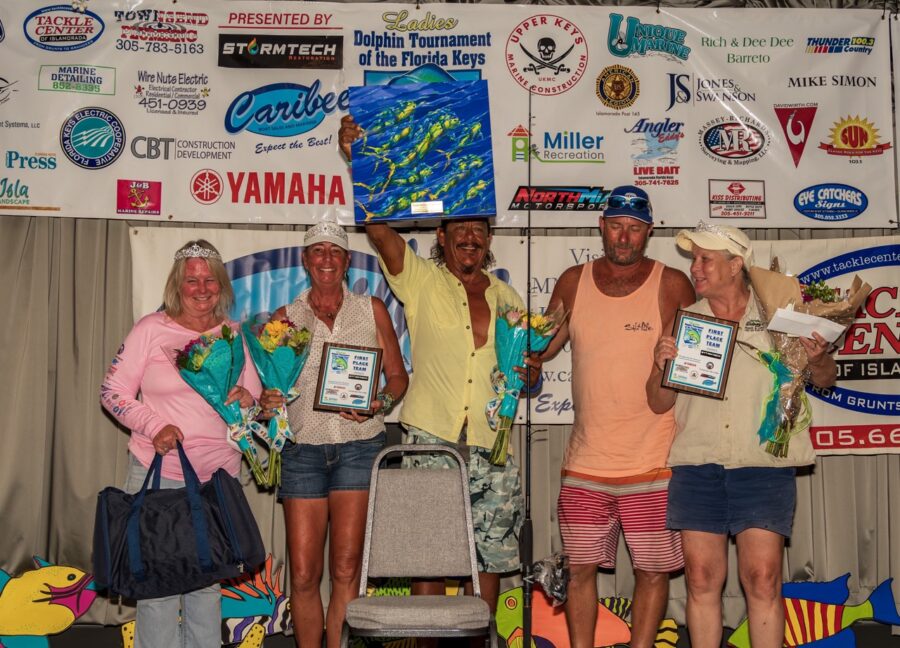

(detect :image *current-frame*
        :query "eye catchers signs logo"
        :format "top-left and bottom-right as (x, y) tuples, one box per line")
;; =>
(39, 64), (115, 96)
(59, 107), (126, 169)
(225, 82), (349, 137)
(508, 186), (610, 211)
(802, 245), (900, 450)
(506, 15), (587, 96)
(819, 116), (891, 161)
(806, 36), (875, 55)
(773, 104), (817, 167)
(794, 184), (867, 222)
(191, 169), (346, 206)
(24, 4), (105, 52)
(699, 116), (770, 165)
(708, 179), (765, 219)
(607, 14), (690, 61)
(596, 65), (639, 114)
(112, 9), (207, 55)
(134, 71), (209, 116)
(507, 125), (605, 165)
(219, 35), (342, 69)
(627, 118), (684, 186)
(116, 179), (161, 216)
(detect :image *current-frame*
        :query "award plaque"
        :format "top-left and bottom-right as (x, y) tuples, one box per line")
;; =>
(661, 310), (738, 400)
(314, 343), (383, 413)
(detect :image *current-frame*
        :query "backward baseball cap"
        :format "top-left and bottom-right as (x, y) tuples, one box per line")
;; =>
(603, 185), (653, 224)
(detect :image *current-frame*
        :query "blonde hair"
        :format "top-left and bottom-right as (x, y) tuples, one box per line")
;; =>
(163, 239), (234, 320)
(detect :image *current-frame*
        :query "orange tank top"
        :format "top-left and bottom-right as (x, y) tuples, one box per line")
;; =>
(565, 260), (676, 477)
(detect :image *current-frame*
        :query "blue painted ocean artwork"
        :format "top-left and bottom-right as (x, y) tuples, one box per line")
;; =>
(349, 80), (496, 223)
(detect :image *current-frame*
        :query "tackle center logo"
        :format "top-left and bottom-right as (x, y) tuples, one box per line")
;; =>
(134, 70), (210, 116)
(23, 4), (105, 52)
(806, 35), (875, 55)
(508, 125), (605, 165)
(794, 183), (868, 222)
(774, 104), (817, 168)
(607, 14), (690, 61)
(59, 107), (126, 170)
(819, 116), (891, 159)
(113, 9), (207, 43)
(38, 64), (115, 96)
(699, 115), (770, 165)
(218, 34), (342, 69)
(193, 170), (346, 206)
(627, 118), (684, 186)
(224, 81), (349, 137)
(508, 185), (610, 211)
(506, 15), (588, 96)
(116, 179), (161, 216)
(708, 179), (766, 219)
(0, 77), (19, 105)
(596, 64), (639, 112)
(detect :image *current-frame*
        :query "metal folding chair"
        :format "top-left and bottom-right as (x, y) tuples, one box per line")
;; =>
(340, 444), (498, 648)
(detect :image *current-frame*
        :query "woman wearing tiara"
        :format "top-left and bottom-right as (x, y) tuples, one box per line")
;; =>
(101, 239), (261, 648)
(259, 221), (408, 648)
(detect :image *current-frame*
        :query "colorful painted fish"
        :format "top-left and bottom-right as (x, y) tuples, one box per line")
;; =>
(0, 556), (97, 648)
(726, 574), (900, 648)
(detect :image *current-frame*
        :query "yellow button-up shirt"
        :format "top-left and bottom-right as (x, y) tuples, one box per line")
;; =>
(380, 244), (525, 450)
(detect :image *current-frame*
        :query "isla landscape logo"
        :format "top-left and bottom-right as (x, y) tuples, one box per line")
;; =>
(595, 65), (639, 111)
(505, 15), (588, 96)
(774, 104), (817, 167)
(59, 107), (126, 169)
(794, 183), (867, 222)
(24, 4), (105, 52)
(819, 116), (891, 159)
(699, 116), (770, 165)
(607, 14), (690, 60)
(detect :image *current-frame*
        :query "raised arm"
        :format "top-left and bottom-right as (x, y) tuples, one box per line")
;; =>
(365, 223), (407, 276)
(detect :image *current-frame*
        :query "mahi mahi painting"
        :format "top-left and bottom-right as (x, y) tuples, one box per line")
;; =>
(349, 80), (495, 224)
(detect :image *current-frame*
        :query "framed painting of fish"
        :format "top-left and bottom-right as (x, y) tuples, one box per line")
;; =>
(349, 80), (496, 224)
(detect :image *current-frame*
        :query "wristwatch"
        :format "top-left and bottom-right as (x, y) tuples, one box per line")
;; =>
(376, 391), (394, 414)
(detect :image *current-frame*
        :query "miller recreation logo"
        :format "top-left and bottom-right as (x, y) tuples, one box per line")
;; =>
(774, 104), (818, 167)
(505, 14), (588, 96)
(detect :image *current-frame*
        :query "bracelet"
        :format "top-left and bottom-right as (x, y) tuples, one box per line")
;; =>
(376, 391), (394, 414)
(524, 372), (544, 395)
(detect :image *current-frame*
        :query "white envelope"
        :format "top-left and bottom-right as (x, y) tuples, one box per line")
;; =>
(767, 307), (846, 343)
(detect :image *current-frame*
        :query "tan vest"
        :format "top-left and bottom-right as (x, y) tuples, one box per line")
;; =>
(669, 292), (815, 468)
(565, 260), (676, 477)
(285, 286), (384, 445)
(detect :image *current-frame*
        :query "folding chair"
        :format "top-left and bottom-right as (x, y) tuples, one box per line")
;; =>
(340, 444), (498, 648)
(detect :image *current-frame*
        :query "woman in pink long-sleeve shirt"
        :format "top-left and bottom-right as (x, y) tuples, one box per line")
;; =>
(100, 239), (261, 648)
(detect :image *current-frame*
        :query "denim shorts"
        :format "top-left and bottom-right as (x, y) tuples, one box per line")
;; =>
(667, 464), (797, 538)
(278, 432), (386, 499)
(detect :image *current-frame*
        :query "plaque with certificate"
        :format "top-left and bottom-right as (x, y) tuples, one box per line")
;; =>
(661, 310), (738, 400)
(314, 343), (383, 413)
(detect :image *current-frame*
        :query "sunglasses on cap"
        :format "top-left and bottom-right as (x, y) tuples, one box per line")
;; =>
(607, 195), (651, 211)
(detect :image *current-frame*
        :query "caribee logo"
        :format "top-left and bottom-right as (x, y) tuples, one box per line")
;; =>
(224, 81), (349, 137)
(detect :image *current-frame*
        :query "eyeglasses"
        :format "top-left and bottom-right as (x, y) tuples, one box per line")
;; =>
(607, 195), (651, 212)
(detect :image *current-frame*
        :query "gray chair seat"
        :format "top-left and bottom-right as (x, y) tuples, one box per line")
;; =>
(346, 595), (491, 631)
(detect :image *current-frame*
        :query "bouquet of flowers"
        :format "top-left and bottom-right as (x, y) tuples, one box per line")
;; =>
(485, 306), (563, 466)
(242, 315), (313, 487)
(748, 264), (871, 457)
(173, 324), (267, 483)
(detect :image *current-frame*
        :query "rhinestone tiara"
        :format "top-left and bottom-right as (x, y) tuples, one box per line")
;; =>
(304, 220), (348, 248)
(174, 243), (222, 261)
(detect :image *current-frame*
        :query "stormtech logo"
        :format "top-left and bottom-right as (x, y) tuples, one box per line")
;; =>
(218, 34), (342, 69)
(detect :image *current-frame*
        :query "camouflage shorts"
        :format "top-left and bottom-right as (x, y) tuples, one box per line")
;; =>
(403, 426), (524, 574)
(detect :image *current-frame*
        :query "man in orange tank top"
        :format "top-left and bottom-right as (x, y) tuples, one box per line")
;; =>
(542, 186), (694, 648)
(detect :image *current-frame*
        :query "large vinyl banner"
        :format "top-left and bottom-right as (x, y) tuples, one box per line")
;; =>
(130, 228), (900, 453)
(1, 3), (896, 227)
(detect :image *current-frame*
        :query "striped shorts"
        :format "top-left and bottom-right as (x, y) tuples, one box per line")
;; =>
(558, 468), (684, 572)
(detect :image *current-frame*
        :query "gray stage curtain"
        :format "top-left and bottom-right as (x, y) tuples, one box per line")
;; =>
(1, 214), (897, 633)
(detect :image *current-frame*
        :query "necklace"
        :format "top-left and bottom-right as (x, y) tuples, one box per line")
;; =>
(309, 293), (343, 321)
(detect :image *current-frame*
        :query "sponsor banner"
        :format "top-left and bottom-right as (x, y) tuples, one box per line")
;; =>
(0, 3), (895, 227)
(131, 228), (900, 454)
